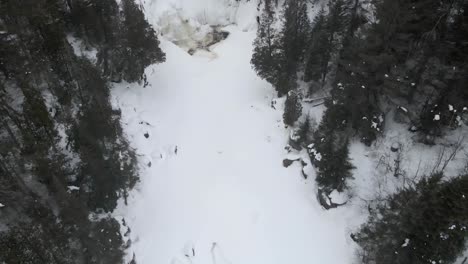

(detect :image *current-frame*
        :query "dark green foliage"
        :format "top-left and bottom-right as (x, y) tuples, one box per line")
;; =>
(85, 218), (126, 263)
(277, 0), (311, 95)
(332, 0), (468, 143)
(316, 137), (354, 192)
(326, 0), (349, 35)
(0, 208), (79, 264)
(297, 115), (314, 146)
(311, 105), (354, 194)
(304, 8), (329, 85)
(0, 201), (125, 264)
(68, 0), (120, 45)
(251, 1), (283, 93)
(118, 0), (166, 82)
(331, 79), (383, 146)
(68, 0), (165, 82)
(0, 0), (152, 262)
(72, 101), (137, 211)
(356, 173), (468, 264)
(251, 0), (310, 96)
(304, 0), (352, 88)
(283, 90), (302, 126)
(252, 0), (468, 143)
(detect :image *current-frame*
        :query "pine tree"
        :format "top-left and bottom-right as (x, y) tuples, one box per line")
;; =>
(277, 0), (311, 95)
(251, 1), (283, 93)
(327, 0), (387, 145)
(304, 8), (329, 85)
(298, 115), (314, 145)
(304, 0), (350, 90)
(283, 90), (302, 126)
(119, 0), (166, 82)
(326, 0), (349, 47)
(68, 0), (165, 83)
(313, 128), (354, 193)
(356, 173), (468, 264)
(311, 100), (354, 197)
(0, 0), (144, 261)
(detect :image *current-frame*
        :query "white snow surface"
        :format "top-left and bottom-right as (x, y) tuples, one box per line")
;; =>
(112, 7), (362, 262)
(109, 1), (468, 263)
(329, 190), (348, 205)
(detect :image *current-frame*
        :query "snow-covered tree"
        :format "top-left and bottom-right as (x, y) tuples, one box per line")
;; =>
(304, 8), (329, 85)
(119, 0), (166, 82)
(0, 0), (154, 261)
(277, 0), (311, 95)
(283, 90), (303, 126)
(304, 0), (351, 90)
(251, 1), (283, 94)
(310, 100), (354, 199)
(356, 172), (468, 264)
(312, 126), (354, 194)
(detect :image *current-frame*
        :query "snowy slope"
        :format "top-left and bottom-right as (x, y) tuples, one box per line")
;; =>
(112, 10), (365, 262)
(110, 1), (468, 263)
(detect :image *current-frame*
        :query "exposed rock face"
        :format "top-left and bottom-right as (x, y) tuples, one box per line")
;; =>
(282, 158), (296, 168)
(202, 27), (230, 48)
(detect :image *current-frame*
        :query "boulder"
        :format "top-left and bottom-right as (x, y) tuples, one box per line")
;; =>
(318, 189), (348, 210)
(288, 130), (302, 151)
(390, 142), (400, 152)
(282, 158), (298, 168)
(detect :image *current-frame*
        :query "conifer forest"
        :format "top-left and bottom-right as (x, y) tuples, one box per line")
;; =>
(1, 0), (468, 263)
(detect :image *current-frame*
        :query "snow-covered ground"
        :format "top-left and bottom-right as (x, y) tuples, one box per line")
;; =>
(111, 1), (468, 264)
(112, 3), (364, 262)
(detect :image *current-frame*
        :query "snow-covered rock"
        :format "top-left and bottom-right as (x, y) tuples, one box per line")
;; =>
(67, 186), (80, 192)
(401, 238), (410, 248)
(391, 142), (400, 152)
(328, 190), (348, 205)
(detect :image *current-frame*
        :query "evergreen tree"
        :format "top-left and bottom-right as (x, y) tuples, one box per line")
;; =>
(277, 0), (311, 95)
(304, 0), (350, 91)
(326, 0), (349, 49)
(0, 0), (150, 261)
(304, 8), (329, 86)
(310, 99), (354, 201)
(118, 0), (166, 82)
(68, 0), (166, 83)
(312, 106), (354, 194)
(297, 115), (314, 145)
(68, 0), (120, 46)
(251, 1), (283, 93)
(283, 90), (302, 126)
(356, 173), (468, 264)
